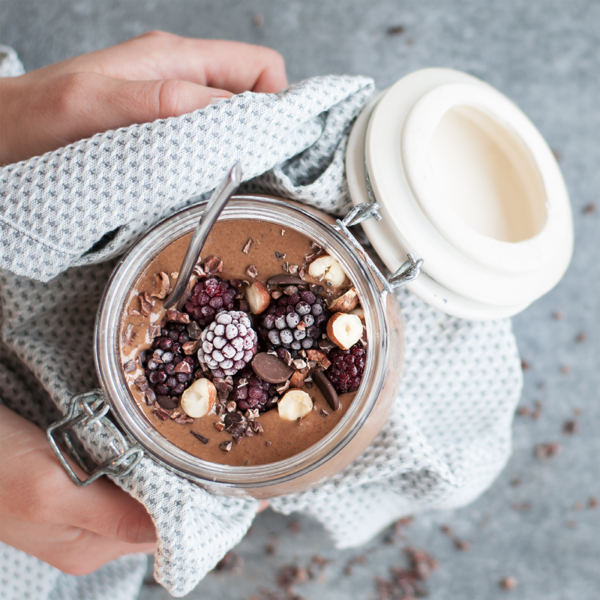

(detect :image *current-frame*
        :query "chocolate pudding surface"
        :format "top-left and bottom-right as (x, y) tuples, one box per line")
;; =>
(120, 219), (364, 467)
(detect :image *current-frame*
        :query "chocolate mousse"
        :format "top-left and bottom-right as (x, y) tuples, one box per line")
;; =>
(120, 220), (368, 467)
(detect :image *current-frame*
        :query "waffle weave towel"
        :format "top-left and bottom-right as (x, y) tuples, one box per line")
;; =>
(0, 46), (521, 599)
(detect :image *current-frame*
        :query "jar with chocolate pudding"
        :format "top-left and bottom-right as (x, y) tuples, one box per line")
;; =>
(50, 68), (572, 500)
(91, 196), (406, 499)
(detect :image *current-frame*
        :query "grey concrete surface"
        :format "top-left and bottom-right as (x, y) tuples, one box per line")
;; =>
(1, 1), (598, 599)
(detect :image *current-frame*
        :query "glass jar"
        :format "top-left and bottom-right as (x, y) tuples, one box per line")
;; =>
(78, 195), (406, 499)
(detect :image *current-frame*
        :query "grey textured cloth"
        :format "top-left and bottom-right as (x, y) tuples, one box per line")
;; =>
(0, 47), (522, 599)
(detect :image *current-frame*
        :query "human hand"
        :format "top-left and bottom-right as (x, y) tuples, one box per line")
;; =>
(0, 31), (288, 165)
(0, 405), (156, 575)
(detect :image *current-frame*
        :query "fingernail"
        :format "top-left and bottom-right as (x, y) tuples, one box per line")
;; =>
(210, 96), (229, 105)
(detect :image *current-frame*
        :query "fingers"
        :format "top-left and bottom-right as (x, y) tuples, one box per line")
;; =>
(0, 512), (155, 576)
(0, 71), (232, 163)
(67, 32), (288, 94)
(0, 407), (156, 545)
(0, 32), (288, 164)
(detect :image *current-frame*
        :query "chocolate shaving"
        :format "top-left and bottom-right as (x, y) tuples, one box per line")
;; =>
(148, 325), (162, 339)
(219, 440), (233, 452)
(187, 321), (202, 340)
(122, 323), (136, 346)
(191, 431), (209, 444)
(288, 264), (299, 275)
(192, 264), (205, 278)
(182, 340), (201, 355)
(214, 421), (225, 432)
(271, 290), (283, 300)
(213, 377), (234, 394)
(203, 255), (223, 274)
(139, 292), (154, 317)
(283, 285), (298, 296)
(293, 359), (308, 370)
(289, 371), (306, 388)
(151, 272), (171, 299)
(306, 349), (331, 370)
(276, 380), (291, 394)
(251, 421), (264, 435)
(242, 238), (253, 254)
(224, 411), (248, 436)
(153, 406), (170, 420)
(145, 389), (156, 406)
(282, 350), (293, 366)
(174, 414), (194, 424)
(133, 376), (148, 392)
(173, 362), (191, 374)
(245, 408), (260, 421)
(166, 309), (190, 324)
(320, 409), (330, 417)
(318, 338), (337, 353)
(246, 264), (258, 278)
(282, 262), (290, 273)
(298, 265), (307, 280)
(123, 360), (136, 372)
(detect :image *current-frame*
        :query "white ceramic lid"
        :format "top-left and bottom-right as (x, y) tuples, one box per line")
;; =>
(346, 68), (573, 320)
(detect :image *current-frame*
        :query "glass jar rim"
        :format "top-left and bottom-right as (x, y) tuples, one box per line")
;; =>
(95, 195), (390, 490)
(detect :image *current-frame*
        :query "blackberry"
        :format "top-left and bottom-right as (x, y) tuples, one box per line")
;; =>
(184, 277), (238, 327)
(198, 310), (258, 377)
(144, 322), (199, 397)
(231, 366), (279, 412)
(258, 290), (328, 357)
(325, 344), (366, 393)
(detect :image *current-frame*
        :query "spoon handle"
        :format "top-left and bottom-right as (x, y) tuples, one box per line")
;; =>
(164, 163), (243, 311)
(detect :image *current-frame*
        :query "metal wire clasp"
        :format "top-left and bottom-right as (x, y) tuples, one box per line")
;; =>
(47, 390), (144, 487)
(335, 203), (424, 295)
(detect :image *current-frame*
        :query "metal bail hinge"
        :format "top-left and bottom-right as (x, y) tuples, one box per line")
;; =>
(47, 390), (144, 487)
(335, 203), (423, 295)
(339, 202), (383, 228)
(389, 253), (424, 289)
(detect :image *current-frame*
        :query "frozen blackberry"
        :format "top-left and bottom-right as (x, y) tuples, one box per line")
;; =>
(231, 366), (279, 412)
(198, 310), (258, 377)
(258, 290), (328, 357)
(325, 344), (366, 393)
(184, 277), (238, 327)
(144, 322), (198, 397)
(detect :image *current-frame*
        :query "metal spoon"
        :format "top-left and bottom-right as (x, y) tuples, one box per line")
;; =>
(163, 163), (243, 311)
